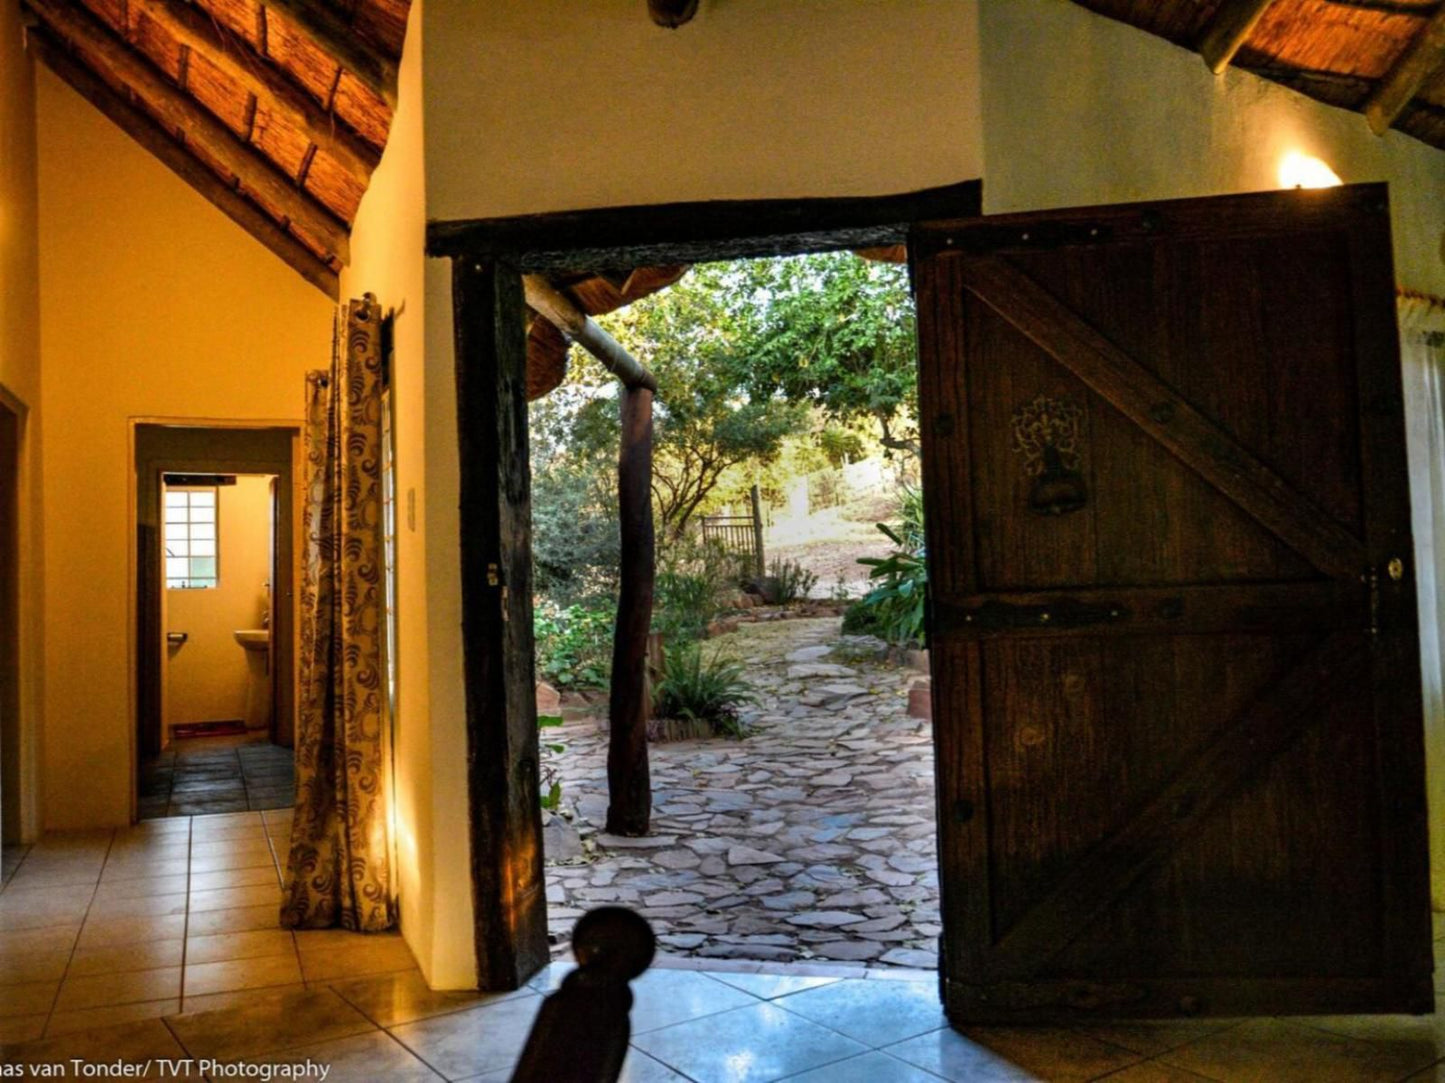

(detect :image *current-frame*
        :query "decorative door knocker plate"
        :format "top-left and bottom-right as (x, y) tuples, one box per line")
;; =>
(1012, 394), (1088, 516)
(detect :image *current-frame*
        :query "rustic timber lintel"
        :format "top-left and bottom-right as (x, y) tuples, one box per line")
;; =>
(1364, 6), (1445, 134)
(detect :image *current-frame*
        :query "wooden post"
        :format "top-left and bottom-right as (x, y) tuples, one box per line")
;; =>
(451, 260), (550, 988)
(750, 484), (766, 578)
(606, 386), (655, 836)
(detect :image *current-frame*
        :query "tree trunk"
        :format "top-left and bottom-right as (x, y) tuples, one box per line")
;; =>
(606, 386), (655, 835)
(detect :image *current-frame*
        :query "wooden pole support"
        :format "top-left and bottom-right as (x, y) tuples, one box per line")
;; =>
(1365, 8), (1445, 135)
(522, 275), (658, 392)
(750, 483), (766, 578)
(606, 386), (655, 837)
(1197, 0), (1276, 74)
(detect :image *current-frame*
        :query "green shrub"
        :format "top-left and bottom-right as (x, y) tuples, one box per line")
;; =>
(534, 600), (615, 689)
(847, 521), (927, 647)
(770, 558), (819, 604)
(652, 644), (755, 738)
(538, 714), (565, 810)
(653, 536), (733, 644)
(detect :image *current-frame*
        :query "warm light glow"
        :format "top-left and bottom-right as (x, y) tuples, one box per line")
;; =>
(1278, 152), (1342, 190)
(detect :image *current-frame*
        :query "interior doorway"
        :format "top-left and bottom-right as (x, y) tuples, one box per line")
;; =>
(133, 424), (298, 819)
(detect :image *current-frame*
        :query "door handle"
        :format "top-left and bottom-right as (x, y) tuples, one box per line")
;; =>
(166, 632), (188, 647)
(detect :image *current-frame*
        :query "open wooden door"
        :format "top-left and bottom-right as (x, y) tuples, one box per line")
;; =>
(913, 184), (1433, 1022)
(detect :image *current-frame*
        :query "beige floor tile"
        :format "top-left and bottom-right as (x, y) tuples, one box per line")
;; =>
(1076, 1019), (1244, 1057)
(55, 966), (182, 1011)
(185, 904), (281, 936)
(185, 929), (295, 965)
(190, 838), (273, 860)
(0, 888), (93, 930)
(68, 938), (184, 977)
(385, 993), (543, 1081)
(45, 997), (179, 1037)
(0, 1017), (187, 1076)
(1102, 1063), (1226, 1082)
(167, 986), (375, 1060)
(959, 1025), (1142, 1082)
(298, 936), (417, 982)
(101, 858), (191, 882)
(78, 913), (187, 948)
(3, 865), (102, 890)
(189, 850), (275, 873)
(190, 822), (268, 842)
(189, 865), (278, 892)
(0, 924), (80, 955)
(87, 891), (188, 920)
(326, 968), (493, 1027)
(189, 882), (282, 912)
(0, 1016), (45, 1043)
(0, 949), (71, 985)
(1296, 1012), (1445, 1052)
(184, 954), (303, 997)
(92, 874), (190, 901)
(0, 981), (58, 1019)
(1163, 1017), (1440, 1083)
(191, 811), (263, 827)
(180, 982), (307, 1014)
(251, 1030), (442, 1082)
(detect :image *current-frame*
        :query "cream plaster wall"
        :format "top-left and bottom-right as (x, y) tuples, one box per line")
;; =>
(338, 0), (479, 988)
(0, 8), (44, 843)
(978, 0), (1445, 296)
(165, 477), (273, 730)
(35, 67), (332, 829)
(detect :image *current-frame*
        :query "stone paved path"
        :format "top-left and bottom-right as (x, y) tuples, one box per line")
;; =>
(542, 616), (940, 971)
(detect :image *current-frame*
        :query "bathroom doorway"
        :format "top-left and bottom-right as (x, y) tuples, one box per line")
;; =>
(133, 423), (298, 819)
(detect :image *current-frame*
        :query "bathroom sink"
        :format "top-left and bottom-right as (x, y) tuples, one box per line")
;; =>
(234, 629), (270, 650)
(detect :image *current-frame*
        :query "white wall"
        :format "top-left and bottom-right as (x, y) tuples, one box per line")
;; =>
(978, 0), (1445, 295)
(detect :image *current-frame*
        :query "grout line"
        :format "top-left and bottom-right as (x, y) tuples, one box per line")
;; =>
(178, 814), (192, 1011)
(41, 827), (117, 1036)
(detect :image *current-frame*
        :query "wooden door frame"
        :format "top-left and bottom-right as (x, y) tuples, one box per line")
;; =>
(426, 179), (983, 990)
(131, 421), (301, 818)
(0, 386), (26, 845)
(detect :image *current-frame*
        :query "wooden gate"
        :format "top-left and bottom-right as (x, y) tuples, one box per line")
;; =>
(913, 184), (1433, 1022)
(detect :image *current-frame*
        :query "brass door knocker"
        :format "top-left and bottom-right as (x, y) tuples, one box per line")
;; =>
(1012, 395), (1088, 516)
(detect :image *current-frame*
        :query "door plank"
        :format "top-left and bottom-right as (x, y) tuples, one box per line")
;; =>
(981, 632), (1365, 978)
(957, 257), (1366, 580)
(933, 582), (1367, 639)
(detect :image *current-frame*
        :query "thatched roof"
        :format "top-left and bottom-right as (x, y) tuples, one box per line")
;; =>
(23, 0), (410, 297)
(1073, 0), (1445, 150)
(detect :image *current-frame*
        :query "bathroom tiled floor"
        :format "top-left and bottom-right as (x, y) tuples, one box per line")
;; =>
(5, 813), (1445, 1081)
(138, 733), (295, 818)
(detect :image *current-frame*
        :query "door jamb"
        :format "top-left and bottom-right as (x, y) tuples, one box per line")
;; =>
(426, 179), (983, 989)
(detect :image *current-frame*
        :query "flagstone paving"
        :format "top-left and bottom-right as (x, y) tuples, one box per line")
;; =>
(542, 616), (940, 970)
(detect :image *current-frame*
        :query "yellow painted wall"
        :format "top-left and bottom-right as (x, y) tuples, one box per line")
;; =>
(35, 66), (333, 829)
(0, 8), (44, 843)
(338, 0), (476, 986)
(165, 477), (273, 730)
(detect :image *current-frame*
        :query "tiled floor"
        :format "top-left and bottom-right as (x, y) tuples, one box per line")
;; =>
(5, 813), (1445, 1081)
(138, 733), (295, 818)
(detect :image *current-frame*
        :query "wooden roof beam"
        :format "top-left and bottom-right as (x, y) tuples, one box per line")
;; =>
(260, 0), (398, 109)
(24, 0), (350, 262)
(1365, 7), (1445, 134)
(1198, 0), (1277, 74)
(523, 275), (657, 392)
(132, 0), (381, 184)
(28, 28), (338, 298)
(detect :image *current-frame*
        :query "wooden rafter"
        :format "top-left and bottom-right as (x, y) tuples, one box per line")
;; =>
(28, 28), (339, 297)
(261, 0), (398, 108)
(522, 275), (657, 391)
(1197, 0), (1277, 74)
(1365, 6), (1445, 134)
(25, 0), (350, 262)
(130, 0), (382, 184)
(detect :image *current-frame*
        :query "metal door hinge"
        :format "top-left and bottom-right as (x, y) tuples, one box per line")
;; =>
(487, 563), (501, 587)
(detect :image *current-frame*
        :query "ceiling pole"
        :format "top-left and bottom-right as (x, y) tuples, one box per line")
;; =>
(1197, 0), (1277, 74)
(131, 0), (381, 184)
(1364, 7), (1445, 135)
(648, 0), (699, 29)
(260, 0), (398, 108)
(24, 0), (351, 261)
(28, 30), (339, 298)
(522, 275), (657, 392)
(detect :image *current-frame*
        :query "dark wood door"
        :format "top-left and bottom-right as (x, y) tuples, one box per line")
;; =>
(912, 184), (1433, 1022)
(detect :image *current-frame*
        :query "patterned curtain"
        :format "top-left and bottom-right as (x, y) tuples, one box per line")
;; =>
(281, 295), (395, 931)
